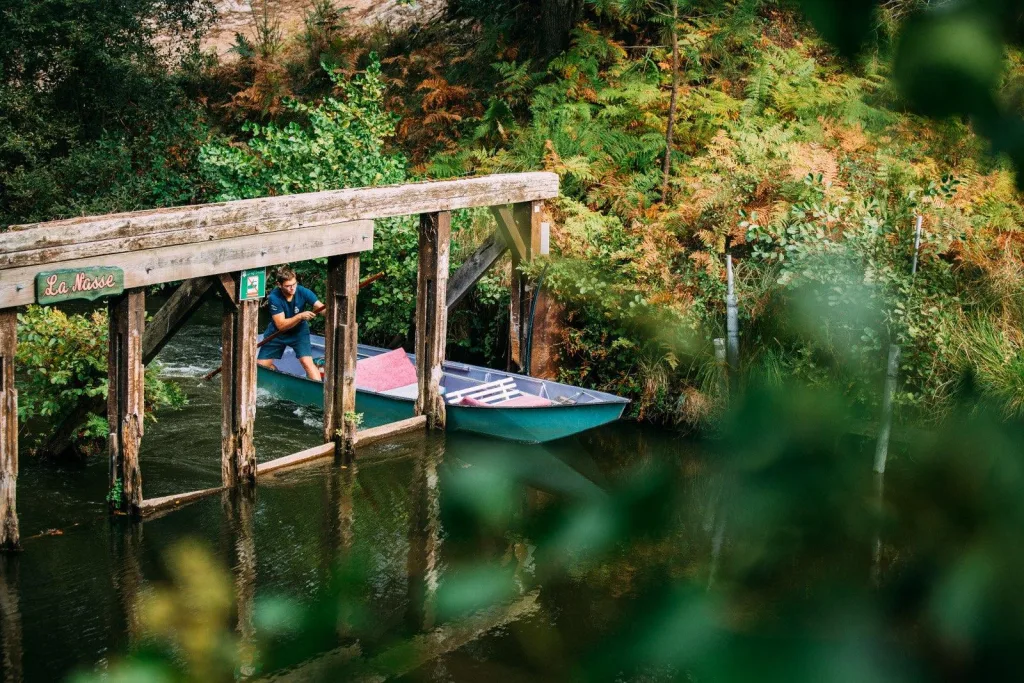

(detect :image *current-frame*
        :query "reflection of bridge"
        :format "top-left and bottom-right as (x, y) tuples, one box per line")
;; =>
(0, 173), (558, 549)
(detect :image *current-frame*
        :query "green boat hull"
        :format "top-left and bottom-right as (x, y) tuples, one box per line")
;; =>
(257, 366), (627, 444)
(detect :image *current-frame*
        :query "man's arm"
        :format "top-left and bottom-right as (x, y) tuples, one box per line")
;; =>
(271, 310), (316, 333)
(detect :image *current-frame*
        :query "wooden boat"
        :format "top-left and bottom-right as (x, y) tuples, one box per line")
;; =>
(257, 334), (629, 443)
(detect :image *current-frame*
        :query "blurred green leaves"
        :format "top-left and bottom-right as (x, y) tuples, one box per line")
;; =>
(799, 0), (880, 57)
(801, 0), (1024, 188)
(894, 7), (1003, 119)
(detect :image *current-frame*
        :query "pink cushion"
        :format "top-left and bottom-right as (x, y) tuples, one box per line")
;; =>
(459, 394), (552, 408)
(356, 348), (418, 392)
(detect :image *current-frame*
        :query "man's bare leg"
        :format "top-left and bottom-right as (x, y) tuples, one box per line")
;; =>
(298, 356), (322, 381)
(257, 358), (278, 372)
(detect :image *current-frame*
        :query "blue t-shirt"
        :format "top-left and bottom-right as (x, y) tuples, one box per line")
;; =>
(265, 285), (319, 343)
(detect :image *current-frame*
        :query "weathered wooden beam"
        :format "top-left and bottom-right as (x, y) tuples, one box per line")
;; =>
(108, 289), (145, 514)
(323, 254), (360, 456)
(352, 415), (427, 449)
(143, 276), (216, 364)
(0, 312), (18, 550)
(415, 212), (451, 430)
(446, 231), (508, 313)
(221, 275), (258, 487)
(0, 220), (374, 308)
(491, 206), (527, 261)
(140, 486), (225, 515)
(257, 443), (336, 476)
(5, 173), (558, 261)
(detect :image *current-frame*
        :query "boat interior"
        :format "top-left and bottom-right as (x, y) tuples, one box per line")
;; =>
(260, 336), (625, 408)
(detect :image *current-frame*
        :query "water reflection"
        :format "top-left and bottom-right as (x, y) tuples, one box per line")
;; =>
(0, 555), (21, 683)
(109, 520), (144, 642)
(406, 438), (442, 632)
(223, 487), (257, 678)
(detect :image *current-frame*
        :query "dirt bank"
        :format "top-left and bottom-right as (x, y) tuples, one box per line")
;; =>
(205, 0), (447, 59)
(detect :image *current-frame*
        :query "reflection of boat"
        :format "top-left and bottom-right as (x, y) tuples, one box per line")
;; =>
(257, 334), (629, 444)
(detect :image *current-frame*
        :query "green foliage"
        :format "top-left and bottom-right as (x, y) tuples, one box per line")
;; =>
(105, 478), (123, 508)
(201, 57), (418, 345)
(0, 0), (216, 226)
(16, 306), (186, 457)
(405, 4), (1024, 425)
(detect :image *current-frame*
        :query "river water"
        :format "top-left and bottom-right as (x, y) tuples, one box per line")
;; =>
(0, 299), (711, 681)
(5, 296), (1012, 682)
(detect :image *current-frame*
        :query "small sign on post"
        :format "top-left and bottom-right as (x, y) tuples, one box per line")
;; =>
(36, 267), (124, 305)
(239, 269), (266, 301)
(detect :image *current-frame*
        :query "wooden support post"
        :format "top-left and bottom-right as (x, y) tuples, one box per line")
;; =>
(220, 275), (258, 487)
(507, 201), (543, 373)
(0, 311), (18, 550)
(324, 254), (360, 456)
(108, 290), (145, 514)
(415, 211), (451, 430)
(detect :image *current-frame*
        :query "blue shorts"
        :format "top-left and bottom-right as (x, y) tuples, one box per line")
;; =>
(258, 334), (313, 360)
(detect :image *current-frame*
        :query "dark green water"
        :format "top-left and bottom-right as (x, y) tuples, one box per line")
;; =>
(0, 299), (709, 682)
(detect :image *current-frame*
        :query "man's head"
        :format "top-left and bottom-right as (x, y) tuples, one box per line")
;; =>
(275, 266), (298, 296)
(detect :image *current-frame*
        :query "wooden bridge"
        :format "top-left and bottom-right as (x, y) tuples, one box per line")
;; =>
(0, 172), (559, 550)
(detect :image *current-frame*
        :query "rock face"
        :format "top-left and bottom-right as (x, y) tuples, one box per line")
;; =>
(204, 0), (447, 59)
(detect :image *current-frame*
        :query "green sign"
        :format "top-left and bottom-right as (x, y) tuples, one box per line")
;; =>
(239, 269), (266, 301)
(36, 267), (124, 305)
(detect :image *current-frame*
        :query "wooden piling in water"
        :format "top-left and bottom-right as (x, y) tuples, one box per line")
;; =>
(415, 212), (451, 430)
(0, 311), (18, 550)
(108, 290), (145, 514)
(324, 254), (360, 456)
(220, 274), (258, 487)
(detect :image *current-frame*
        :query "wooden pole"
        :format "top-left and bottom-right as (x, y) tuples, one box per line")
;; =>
(221, 275), (258, 487)
(508, 201), (544, 373)
(0, 312), (18, 550)
(324, 254), (360, 456)
(415, 212), (451, 430)
(108, 290), (145, 514)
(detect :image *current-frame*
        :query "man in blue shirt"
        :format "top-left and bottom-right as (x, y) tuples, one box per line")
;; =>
(256, 266), (325, 380)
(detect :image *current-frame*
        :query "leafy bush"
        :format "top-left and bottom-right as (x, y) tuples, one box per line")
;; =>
(201, 56), (419, 345)
(16, 306), (186, 457)
(0, 0), (216, 226)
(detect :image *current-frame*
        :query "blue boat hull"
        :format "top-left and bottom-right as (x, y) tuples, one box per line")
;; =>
(256, 344), (628, 443)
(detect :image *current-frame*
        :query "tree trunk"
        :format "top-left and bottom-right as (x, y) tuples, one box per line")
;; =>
(661, 2), (680, 203)
(540, 0), (583, 58)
